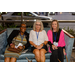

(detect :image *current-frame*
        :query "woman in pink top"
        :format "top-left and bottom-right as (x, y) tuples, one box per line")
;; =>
(47, 20), (66, 62)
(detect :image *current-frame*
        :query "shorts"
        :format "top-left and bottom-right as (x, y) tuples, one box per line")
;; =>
(31, 45), (48, 52)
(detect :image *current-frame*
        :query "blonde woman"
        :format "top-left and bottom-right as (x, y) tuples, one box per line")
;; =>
(47, 20), (66, 62)
(29, 20), (48, 62)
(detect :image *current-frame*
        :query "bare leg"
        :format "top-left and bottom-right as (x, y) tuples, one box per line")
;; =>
(10, 57), (17, 62)
(40, 49), (47, 62)
(33, 49), (40, 62)
(4, 57), (11, 62)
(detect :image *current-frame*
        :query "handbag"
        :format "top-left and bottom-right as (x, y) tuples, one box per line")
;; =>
(8, 47), (22, 53)
(7, 35), (23, 53)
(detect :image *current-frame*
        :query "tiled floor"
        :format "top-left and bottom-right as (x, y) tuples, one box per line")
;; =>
(70, 50), (75, 62)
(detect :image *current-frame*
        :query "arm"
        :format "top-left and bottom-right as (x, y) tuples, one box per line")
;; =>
(7, 30), (19, 46)
(18, 32), (30, 50)
(60, 30), (66, 55)
(23, 33), (30, 49)
(44, 30), (48, 45)
(44, 41), (48, 45)
(47, 30), (53, 47)
(63, 48), (66, 55)
(47, 30), (58, 50)
(48, 41), (53, 46)
(41, 41), (48, 46)
(48, 41), (58, 50)
(38, 42), (48, 50)
(39, 30), (48, 48)
(29, 41), (37, 48)
(29, 30), (38, 48)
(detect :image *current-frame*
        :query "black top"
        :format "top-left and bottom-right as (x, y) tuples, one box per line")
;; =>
(7, 30), (30, 49)
(48, 29), (65, 49)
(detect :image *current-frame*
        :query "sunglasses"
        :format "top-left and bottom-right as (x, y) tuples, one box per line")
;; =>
(36, 24), (41, 26)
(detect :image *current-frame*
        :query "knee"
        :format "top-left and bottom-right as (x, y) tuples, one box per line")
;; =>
(33, 49), (40, 62)
(34, 49), (40, 57)
(4, 57), (10, 62)
(10, 57), (17, 62)
(40, 49), (46, 56)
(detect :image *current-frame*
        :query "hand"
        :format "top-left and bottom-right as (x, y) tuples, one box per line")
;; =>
(36, 46), (41, 50)
(34, 45), (41, 49)
(18, 46), (23, 50)
(34, 45), (40, 49)
(52, 45), (58, 50)
(37, 44), (43, 50)
(10, 43), (15, 49)
(63, 49), (66, 55)
(34, 45), (38, 48)
(23, 46), (25, 49)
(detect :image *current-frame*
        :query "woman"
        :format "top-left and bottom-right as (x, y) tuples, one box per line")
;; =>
(47, 20), (66, 62)
(4, 24), (30, 62)
(29, 20), (48, 62)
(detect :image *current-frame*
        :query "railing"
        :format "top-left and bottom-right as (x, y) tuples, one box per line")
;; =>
(62, 29), (74, 38)
(0, 20), (75, 23)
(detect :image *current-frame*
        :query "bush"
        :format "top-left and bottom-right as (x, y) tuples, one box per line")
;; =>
(63, 27), (75, 37)
(0, 25), (17, 31)
(0, 25), (7, 31)
(8, 25), (17, 28)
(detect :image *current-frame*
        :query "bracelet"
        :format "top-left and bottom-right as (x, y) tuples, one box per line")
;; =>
(42, 43), (45, 46)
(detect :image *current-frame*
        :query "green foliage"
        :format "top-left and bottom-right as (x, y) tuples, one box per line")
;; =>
(63, 27), (75, 37)
(28, 26), (32, 28)
(0, 24), (17, 31)
(0, 25), (7, 31)
(8, 25), (17, 28)
(18, 12), (21, 16)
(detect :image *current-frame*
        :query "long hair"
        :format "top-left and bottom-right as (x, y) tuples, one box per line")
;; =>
(51, 20), (59, 32)
(33, 20), (44, 31)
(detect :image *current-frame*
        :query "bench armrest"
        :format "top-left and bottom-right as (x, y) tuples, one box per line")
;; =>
(0, 29), (7, 54)
(62, 29), (74, 38)
(62, 29), (74, 61)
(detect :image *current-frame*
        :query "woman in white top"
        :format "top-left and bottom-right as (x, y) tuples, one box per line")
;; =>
(29, 20), (48, 62)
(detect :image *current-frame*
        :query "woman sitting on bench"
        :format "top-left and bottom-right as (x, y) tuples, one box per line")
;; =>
(47, 20), (66, 62)
(4, 24), (30, 62)
(29, 20), (48, 62)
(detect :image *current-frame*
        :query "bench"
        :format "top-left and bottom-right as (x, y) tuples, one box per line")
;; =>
(0, 28), (74, 62)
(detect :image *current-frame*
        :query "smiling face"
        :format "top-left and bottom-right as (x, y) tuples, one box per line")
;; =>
(51, 20), (59, 32)
(20, 24), (26, 33)
(52, 21), (58, 30)
(35, 22), (41, 31)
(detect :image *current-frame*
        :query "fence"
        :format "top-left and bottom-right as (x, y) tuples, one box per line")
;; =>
(0, 20), (75, 23)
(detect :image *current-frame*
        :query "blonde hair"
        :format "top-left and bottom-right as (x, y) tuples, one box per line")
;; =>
(33, 20), (44, 31)
(51, 20), (59, 32)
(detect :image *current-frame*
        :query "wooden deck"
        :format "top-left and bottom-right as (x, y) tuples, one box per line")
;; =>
(70, 50), (75, 62)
